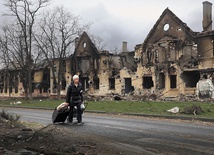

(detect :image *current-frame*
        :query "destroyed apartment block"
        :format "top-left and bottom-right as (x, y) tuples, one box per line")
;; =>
(0, 1), (214, 100)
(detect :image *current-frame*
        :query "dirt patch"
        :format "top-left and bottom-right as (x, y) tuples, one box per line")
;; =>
(0, 117), (124, 155)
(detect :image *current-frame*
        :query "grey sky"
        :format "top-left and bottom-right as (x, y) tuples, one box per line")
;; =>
(0, 0), (214, 51)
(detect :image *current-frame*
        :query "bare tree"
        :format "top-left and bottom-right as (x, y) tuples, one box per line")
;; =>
(34, 6), (90, 99)
(89, 34), (106, 51)
(111, 45), (120, 54)
(2, 0), (50, 100)
(0, 23), (43, 99)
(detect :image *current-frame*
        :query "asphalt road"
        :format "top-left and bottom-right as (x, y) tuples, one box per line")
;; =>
(1, 108), (214, 155)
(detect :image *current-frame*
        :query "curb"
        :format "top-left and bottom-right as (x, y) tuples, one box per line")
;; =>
(1, 105), (214, 123)
(86, 110), (214, 123)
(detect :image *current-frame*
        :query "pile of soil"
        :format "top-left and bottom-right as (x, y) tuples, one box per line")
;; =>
(0, 118), (122, 155)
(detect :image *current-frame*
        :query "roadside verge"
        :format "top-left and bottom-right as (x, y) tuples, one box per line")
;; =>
(1, 105), (214, 123)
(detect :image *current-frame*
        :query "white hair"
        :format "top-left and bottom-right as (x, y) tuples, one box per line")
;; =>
(73, 75), (79, 80)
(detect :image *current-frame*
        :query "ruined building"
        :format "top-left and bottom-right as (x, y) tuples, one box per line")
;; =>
(0, 1), (213, 99)
(70, 32), (136, 95)
(130, 1), (214, 98)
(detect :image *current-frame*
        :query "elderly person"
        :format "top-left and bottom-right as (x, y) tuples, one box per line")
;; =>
(65, 75), (84, 125)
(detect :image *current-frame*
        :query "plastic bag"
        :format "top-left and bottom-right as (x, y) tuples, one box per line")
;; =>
(80, 103), (85, 110)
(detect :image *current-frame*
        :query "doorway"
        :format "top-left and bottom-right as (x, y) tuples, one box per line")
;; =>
(125, 78), (132, 93)
(170, 75), (177, 88)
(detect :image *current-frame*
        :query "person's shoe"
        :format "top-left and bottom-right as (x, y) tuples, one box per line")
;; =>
(77, 122), (84, 126)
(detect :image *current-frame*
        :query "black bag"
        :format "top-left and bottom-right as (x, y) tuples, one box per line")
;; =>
(52, 108), (69, 123)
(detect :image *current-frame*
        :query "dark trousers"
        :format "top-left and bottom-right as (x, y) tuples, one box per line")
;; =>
(68, 104), (82, 123)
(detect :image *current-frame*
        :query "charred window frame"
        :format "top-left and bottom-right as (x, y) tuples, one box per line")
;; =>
(9, 85), (13, 94)
(170, 75), (177, 88)
(147, 48), (153, 64)
(15, 74), (19, 93)
(0, 81), (3, 93)
(80, 78), (89, 91)
(182, 71), (200, 88)
(9, 74), (13, 94)
(159, 73), (165, 89)
(155, 49), (159, 63)
(0, 75), (4, 93)
(143, 76), (154, 89)
(109, 78), (115, 90)
(93, 78), (100, 90)
(15, 87), (18, 94)
(62, 61), (66, 72)
(43, 85), (49, 93)
(61, 78), (66, 90)
(4, 80), (7, 93)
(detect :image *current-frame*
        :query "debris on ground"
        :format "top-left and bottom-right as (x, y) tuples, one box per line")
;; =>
(10, 101), (22, 105)
(83, 91), (213, 102)
(0, 110), (125, 155)
(167, 107), (180, 114)
(182, 105), (204, 115)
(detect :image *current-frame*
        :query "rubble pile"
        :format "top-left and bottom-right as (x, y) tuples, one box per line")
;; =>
(84, 92), (212, 102)
(182, 105), (204, 115)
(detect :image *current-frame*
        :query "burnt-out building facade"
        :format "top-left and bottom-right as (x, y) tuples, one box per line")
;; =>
(70, 32), (136, 95)
(122, 1), (214, 98)
(0, 1), (213, 99)
(134, 7), (200, 97)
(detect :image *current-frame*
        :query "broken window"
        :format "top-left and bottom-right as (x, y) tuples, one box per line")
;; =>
(43, 70), (50, 81)
(93, 77), (100, 90)
(83, 42), (87, 48)
(4, 80), (7, 93)
(125, 78), (132, 93)
(163, 23), (170, 31)
(80, 58), (90, 74)
(15, 75), (18, 93)
(147, 48), (153, 64)
(0, 81), (3, 93)
(42, 69), (50, 93)
(9, 86), (12, 93)
(15, 87), (18, 93)
(61, 78), (66, 90)
(63, 61), (66, 72)
(43, 85), (49, 93)
(169, 42), (176, 62)
(170, 75), (177, 88)
(74, 61), (77, 71)
(143, 77), (154, 89)
(0, 76), (4, 93)
(81, 78), (89, 91)
(109, 78), (115, 90)
(182, 71), (200, 88)
(155, 49), (159, 63)
(159, 73), (165, 89)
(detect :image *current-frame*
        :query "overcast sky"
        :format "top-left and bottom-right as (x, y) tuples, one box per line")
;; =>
(0, 0), (214, 51)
